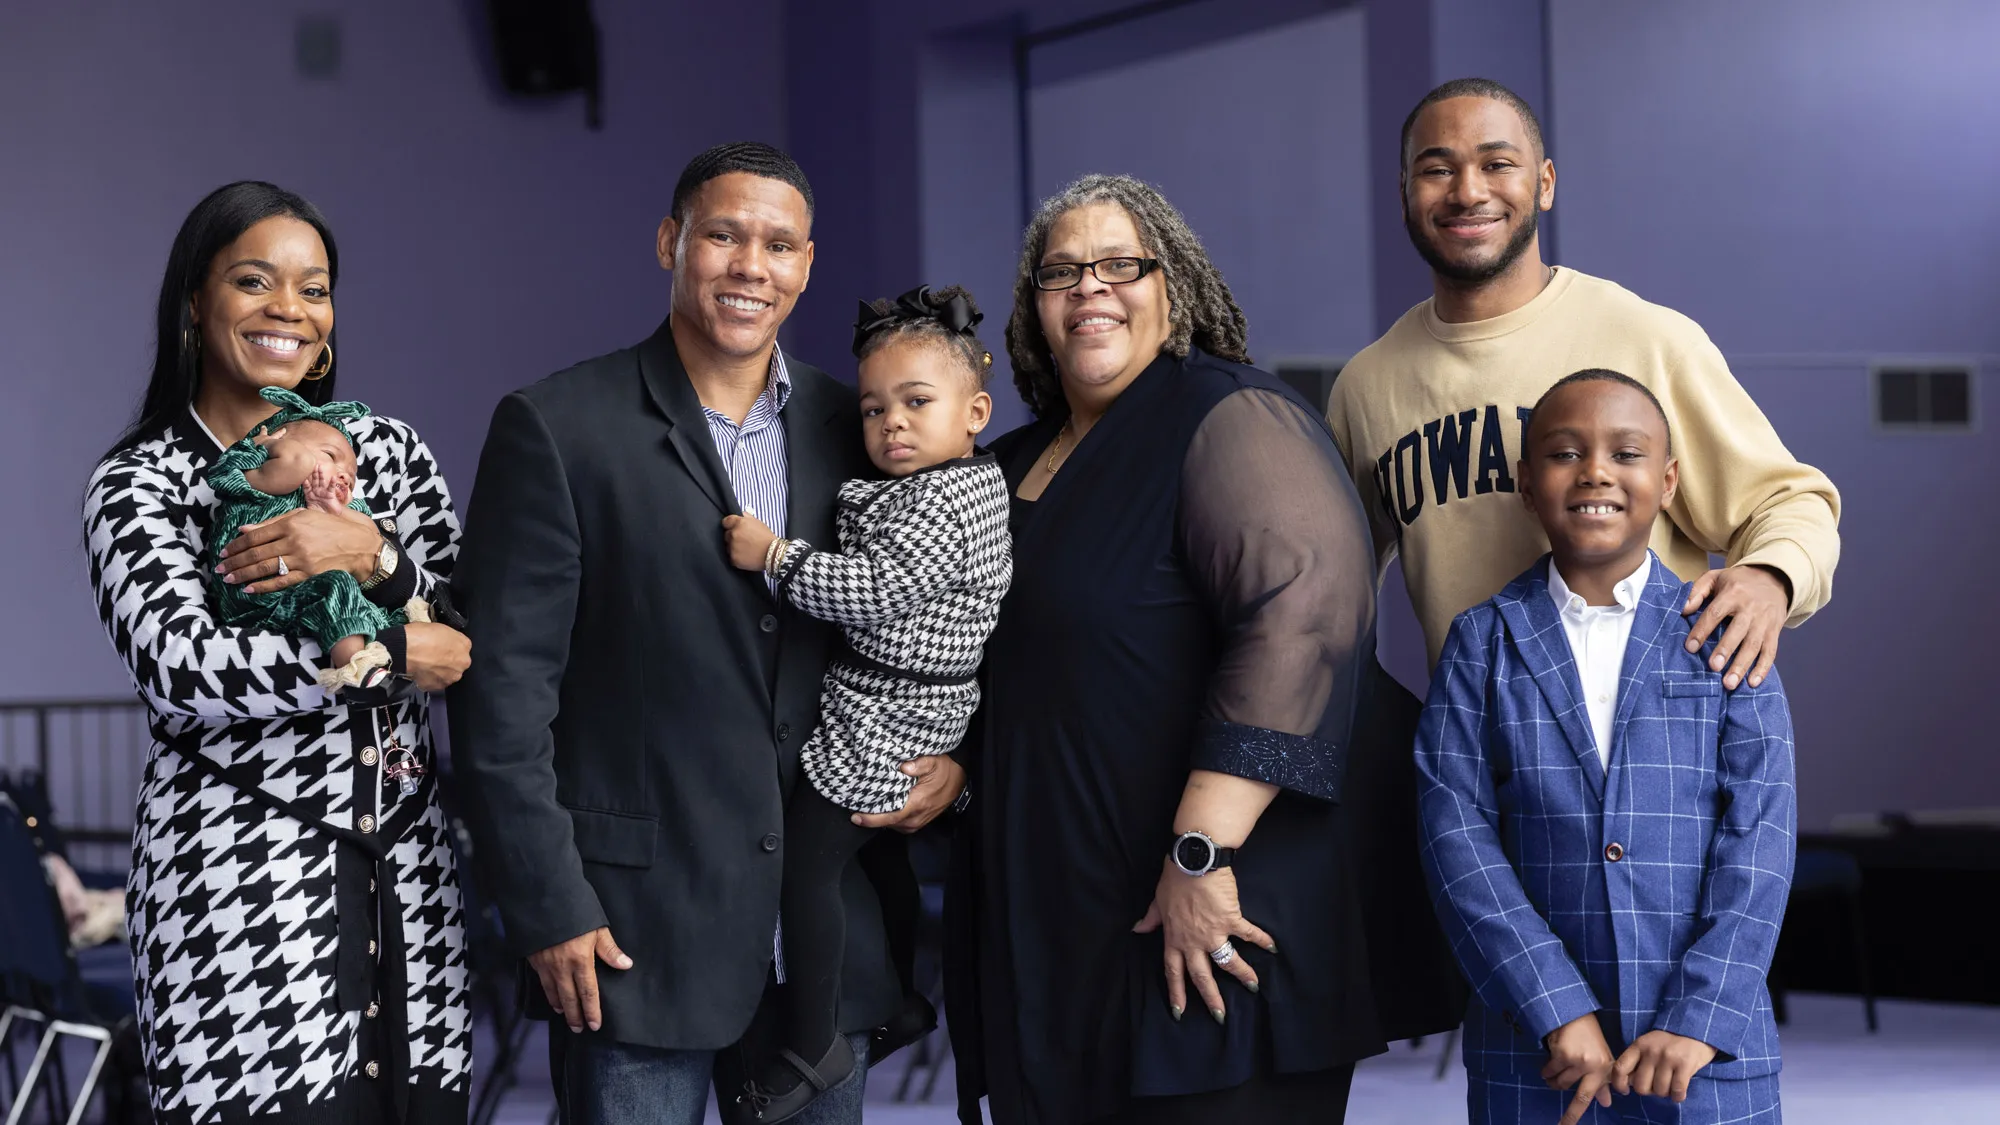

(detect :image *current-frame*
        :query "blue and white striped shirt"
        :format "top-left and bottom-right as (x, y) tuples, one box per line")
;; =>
(702, 348), (792, 588)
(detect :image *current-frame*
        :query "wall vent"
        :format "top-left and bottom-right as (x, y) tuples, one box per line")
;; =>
(1873, 364), (1975, 430)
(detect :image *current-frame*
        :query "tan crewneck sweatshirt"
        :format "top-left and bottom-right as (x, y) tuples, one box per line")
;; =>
(1327, 267), (1840, 668)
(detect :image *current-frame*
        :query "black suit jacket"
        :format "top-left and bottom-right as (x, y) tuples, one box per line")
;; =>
(449, 319), (899, 1050)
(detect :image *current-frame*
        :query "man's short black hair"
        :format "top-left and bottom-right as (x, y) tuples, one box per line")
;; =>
(670, 141), (814, 225)
(1401, 78), (1546, 170)
(1529, 368), (1674, 455)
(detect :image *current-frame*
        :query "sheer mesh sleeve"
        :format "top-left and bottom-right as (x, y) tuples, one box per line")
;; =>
(1180, 388), (1376, 800)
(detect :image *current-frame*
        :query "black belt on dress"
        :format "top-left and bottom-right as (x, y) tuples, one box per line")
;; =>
(164, 704), (435, 1124)
(832, 640), (978, 687)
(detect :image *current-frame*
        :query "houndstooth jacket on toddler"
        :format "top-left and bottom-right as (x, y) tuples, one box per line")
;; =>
(773, 450), (1011, 813)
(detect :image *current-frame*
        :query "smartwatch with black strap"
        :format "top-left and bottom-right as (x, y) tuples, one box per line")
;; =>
(1170, 830), (1234, 877)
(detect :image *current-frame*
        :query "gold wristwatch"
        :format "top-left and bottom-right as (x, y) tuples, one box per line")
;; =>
(359, 537), (400, 591)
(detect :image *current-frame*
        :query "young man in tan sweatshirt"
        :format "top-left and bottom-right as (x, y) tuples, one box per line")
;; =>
(1327, 78), (1840, 687)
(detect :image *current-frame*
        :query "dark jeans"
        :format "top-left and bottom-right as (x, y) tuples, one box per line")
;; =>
(777, 781), (878, 1061)
(551, 1027), (871, 1125)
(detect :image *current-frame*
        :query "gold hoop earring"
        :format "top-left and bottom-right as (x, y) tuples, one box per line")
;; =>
(304, 342), (333, 381)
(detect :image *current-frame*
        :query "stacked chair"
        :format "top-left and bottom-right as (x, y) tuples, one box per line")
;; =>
(0, 779), (141, 1125)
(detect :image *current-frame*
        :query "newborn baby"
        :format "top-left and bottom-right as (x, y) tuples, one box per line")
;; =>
(204, 387), (422, 691)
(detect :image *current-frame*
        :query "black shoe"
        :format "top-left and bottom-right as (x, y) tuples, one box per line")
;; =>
(870, 992), (938, 1061)
(731, 1035), (856, 1125)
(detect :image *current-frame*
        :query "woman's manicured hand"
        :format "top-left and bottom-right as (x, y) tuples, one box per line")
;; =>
(219, 506), (382, 593)
(403, 622), (471, 693)
(1133, 859), (1276, 1025)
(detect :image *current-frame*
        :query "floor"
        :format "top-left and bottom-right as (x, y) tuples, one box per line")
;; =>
(477, 993), (2000, 1124)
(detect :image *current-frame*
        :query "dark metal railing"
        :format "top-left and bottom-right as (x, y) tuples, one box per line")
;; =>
(0, 698), (149, 875)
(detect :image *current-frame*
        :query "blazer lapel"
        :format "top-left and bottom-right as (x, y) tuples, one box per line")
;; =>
(1494, 565), (1605, 801)
(638, 318), (736, 515)
(783, 362), (847, 549)
(1605, 555), (1680, 776)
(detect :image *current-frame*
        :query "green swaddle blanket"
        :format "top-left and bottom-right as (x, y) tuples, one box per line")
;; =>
(203, 387), (406, 653)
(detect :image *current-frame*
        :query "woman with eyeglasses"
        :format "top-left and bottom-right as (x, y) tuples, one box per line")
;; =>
(943, 174), (1395, 1124)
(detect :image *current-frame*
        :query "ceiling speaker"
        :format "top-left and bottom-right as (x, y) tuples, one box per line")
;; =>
(485, 0), (603, 128)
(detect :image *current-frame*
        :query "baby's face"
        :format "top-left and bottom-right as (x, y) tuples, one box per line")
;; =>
(856, 339), (992, 477)
(267, 419), (357, 483)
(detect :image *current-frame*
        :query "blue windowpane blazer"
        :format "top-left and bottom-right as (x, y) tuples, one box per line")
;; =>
(1415, 555), (1796, 1080)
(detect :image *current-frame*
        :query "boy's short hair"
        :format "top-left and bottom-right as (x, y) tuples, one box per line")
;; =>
(1528, 369), (1673, 454)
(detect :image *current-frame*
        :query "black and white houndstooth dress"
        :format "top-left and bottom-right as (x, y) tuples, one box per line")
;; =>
(772, 452), (1011, 814)
(83, 408), (471, 1125)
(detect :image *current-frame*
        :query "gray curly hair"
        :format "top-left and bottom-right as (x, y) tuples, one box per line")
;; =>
(1005, 174), (1251, 420)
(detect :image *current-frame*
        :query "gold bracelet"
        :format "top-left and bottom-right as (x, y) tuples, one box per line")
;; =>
(765, 538), (790, 580)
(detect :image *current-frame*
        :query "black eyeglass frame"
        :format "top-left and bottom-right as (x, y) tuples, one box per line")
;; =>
(1031, 256), (1163, 292)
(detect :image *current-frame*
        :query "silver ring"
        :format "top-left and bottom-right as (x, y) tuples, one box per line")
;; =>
(276, 555), (289, 577)
(1208, 940), (1236, 967)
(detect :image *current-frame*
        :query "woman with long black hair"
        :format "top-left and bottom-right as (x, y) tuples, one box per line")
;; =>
(84, 181), (473, 1124)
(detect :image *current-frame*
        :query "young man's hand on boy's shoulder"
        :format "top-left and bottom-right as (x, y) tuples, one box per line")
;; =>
(1611, 1029), (1718, 1103)
(1543, 1012), (1615, 1125)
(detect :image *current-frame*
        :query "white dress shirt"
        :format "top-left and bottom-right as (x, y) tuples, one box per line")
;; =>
(1547, 554), (1652, 770)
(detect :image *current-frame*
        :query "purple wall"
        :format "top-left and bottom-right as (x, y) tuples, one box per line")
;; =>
(1025, 7), (1374, 365)
(8, 0), (1991, 832)
(1, 0), (786, 700)
(1549, 0), (2000, 827)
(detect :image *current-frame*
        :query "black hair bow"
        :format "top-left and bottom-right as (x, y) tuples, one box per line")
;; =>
(851, 285), (982, 357)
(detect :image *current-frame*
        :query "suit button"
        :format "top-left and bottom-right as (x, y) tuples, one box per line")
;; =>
(759, 614), (779, 633)
(761, 833), (780, 853)
(1605, 842), (1625, 863)
(364, 1061), (380, 1079)
(777, 723), (792, 742)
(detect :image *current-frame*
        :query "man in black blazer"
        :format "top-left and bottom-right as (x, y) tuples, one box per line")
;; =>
(450, 143), (961, 1125)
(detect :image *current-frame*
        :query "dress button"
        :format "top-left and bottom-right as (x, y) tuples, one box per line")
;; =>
(368, 940), (378, 956)
(777, 723), (792, 742)
(1605, 842), (1625, 863)
(365, 1002), (380, 1019)
(759, 614), (779, 634)
(361, 746), (378, 766)
(761, 833), (780, 853)
(358, 814), (376, 834)
(364, 1061), (380, 1079)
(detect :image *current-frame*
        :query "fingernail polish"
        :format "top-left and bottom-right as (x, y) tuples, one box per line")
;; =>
(1265, 941), (1279, 955)
(1245, 981), (1259, 994)
(1170, 1005), (1183, 1022)
(1210, 1008), (1225, 1025)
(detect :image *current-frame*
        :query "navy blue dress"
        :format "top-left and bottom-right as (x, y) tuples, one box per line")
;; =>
(946, 349), (1411, 1125)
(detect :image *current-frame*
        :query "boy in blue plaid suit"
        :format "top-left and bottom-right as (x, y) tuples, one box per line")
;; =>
(1416, 370), (1797, 1125)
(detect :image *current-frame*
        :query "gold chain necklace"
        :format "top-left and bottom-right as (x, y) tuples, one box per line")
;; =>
(1046, 419), (1074, 475)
